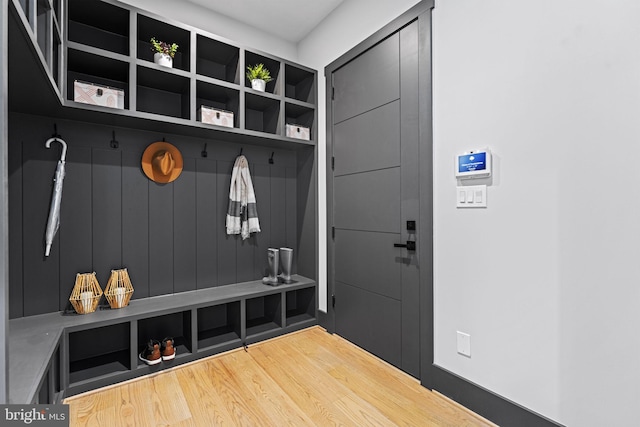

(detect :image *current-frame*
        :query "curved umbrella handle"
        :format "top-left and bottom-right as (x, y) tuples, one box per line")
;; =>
(45, 137), (68, 162)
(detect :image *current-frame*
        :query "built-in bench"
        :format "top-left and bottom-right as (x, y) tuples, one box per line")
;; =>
(8, 276), (316, 403)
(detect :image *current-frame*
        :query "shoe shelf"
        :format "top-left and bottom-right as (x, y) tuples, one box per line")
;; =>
(246, 293), (283, 339)
(59, 0), (316, 146)
(197, 302), (242, 351)
(8, 276), (316, 402)
(67, 322), (131, 387)
(286, 287), (316, 327)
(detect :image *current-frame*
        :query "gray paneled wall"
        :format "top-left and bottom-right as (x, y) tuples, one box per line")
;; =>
(8, 113), (299, 318)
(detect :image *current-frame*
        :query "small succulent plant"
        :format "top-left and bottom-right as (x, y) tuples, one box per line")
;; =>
(246, 63), (273, 83)
(150, 38), (179, 58)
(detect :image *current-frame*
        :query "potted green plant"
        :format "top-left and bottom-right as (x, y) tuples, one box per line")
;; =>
(246, 63), (273, 92)
(151, 37), (178, 68)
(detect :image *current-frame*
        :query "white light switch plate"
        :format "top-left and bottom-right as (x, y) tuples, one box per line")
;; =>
(456, 185), (487, 208)
(457, 331), (471, 357)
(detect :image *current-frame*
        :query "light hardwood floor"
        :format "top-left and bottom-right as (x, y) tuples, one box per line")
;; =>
(64, 326), (495, 426)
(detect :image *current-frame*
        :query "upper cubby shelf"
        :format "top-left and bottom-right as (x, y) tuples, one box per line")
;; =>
(245, 50), (281, 95)
(285, 64), (315, 104)
(68, 0), (129, 55)
(137, 14), (191, 72)
(62, 0), (317, 145)
(197, 35), (240, 84)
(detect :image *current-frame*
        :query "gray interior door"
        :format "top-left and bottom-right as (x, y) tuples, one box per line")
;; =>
(330, 22), (421, 377)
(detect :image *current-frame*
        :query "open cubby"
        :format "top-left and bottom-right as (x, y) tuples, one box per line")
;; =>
(286, 287), (315, 326)
(285, 65), (315, 104)
(68, 323), (130, 386)
(196, 35), (239, 83)
(245, 51), (280, 94)
(246, 293), (282, 337)
(17, 0), (30, 24)
(52, 0), (61, 19)
(196, 81), (239, 127)
(245, 93), (280, 134)
(285, 103), (315, 138)
(137, 65), (190, 119)
(36, 0), (50, 56)
(67, 0), (130, 55)
(197, 302), (241, 350)
(51, 29), (60, 85)
(67, 49), (129, 107)
(137, 311), (192, 367)
(137, 14), (190, 72)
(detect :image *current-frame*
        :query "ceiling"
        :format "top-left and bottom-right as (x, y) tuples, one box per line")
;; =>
(185, 0), (345, 43)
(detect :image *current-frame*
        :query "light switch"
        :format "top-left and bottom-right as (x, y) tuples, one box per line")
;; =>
(466, 190), (474, 203)
(456, 185), (487, 208)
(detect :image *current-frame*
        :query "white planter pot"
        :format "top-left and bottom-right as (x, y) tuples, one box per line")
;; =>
(251, 79), (266, 92)
(154, 52), (173, 68)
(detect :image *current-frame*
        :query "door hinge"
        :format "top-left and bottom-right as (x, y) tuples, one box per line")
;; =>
(332, 294), (336, 308)
(332, 226), (335, 239)
(332, 86), (335, 100)
(331, 156), (335, 170)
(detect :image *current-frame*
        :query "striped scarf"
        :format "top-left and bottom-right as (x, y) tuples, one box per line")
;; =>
(226, 155), (261, 239)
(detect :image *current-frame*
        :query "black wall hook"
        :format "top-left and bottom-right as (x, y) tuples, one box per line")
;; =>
(269, 152), (274, 164)
(239, 148), (243, 156)
(110, 131), (119, 149)
(52, 123), (61, 139)
(202, 143), (208, 158)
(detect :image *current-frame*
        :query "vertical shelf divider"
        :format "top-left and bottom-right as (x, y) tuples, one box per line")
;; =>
(129, 320), (138, 373)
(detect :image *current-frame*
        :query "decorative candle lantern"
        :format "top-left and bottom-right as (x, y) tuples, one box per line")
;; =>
(69, 272), (103, 314)
(104, 268), (134, 309)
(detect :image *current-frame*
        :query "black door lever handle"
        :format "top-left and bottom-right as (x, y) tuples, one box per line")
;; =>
(394, 241), (416, 251)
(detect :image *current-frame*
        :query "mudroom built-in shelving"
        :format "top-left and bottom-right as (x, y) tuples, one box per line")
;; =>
(6, 0), (318, 405)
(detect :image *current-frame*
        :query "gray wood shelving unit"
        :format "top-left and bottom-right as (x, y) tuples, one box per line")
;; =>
(6, 0), (318, 404)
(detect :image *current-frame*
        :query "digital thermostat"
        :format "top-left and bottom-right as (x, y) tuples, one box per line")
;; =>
(455, 149), (492, 180)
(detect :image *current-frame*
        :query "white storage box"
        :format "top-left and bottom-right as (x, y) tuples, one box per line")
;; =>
(74, 80), (124, 109)
(200, 106), (234, 128)
(286, 124), (310, 140)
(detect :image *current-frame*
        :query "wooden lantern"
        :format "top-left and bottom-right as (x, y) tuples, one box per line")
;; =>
(104, 268), (134, 309)
(69, 272), (103, 314)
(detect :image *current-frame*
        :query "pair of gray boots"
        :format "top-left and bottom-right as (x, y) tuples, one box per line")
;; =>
(262, 247), (293, 285)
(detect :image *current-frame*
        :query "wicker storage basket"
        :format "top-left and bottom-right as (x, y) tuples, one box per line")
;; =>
(104, 268), (134, 309)
(69, 272), (103, 314)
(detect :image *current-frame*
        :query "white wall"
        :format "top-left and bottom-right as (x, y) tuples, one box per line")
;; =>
(433, 0), (640, 425)
(119, 0), (297, 60)
(298, 0), (421, 312)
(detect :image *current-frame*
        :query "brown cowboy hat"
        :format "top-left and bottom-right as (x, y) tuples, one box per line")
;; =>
(141, 141), (183, 183)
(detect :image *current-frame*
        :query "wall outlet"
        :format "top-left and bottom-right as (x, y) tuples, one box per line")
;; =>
(457, 331), (471, 357)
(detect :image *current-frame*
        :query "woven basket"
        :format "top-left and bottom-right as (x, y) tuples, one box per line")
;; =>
(69, 272), (103, 314)
(104, 268), (134, 309)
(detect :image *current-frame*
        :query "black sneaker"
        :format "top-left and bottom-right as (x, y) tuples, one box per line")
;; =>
(139, 339), (161, 365)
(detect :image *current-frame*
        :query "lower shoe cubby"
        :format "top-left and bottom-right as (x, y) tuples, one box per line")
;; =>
(68, 322), (130, 386)
(197, 302), (241, 351)
(245, 293), (282, 337)
(137, 310), (192, 367)
(286, 287), (316, 327)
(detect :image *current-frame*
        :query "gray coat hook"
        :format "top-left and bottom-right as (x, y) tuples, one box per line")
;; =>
(110, 131), (119, 149)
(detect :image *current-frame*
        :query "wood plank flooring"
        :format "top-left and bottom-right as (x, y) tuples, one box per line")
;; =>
(64, 326), (495, 426)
